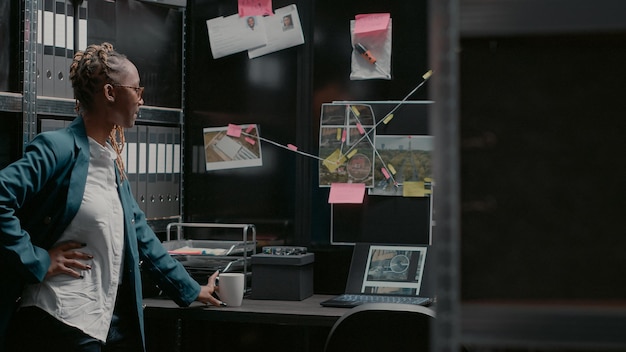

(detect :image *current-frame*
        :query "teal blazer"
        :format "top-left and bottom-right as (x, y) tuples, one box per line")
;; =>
(0, 117), (200, 350)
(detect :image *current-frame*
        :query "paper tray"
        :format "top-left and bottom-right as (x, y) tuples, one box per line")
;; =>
(163, 240), (254, 274)
(163, 239), (254, 257)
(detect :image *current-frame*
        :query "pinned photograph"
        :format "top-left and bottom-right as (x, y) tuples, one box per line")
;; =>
(203, 124), (263, 171)
(318, 103), (376, 187)
(248, 4), (305, 58)
(370, 135), (433, 197)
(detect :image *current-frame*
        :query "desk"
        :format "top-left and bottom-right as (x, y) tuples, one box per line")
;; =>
(143, 295), (345, 352)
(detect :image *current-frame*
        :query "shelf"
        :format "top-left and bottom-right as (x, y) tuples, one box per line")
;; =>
(0, 92), (23, 113)
(36, 96), (182, 125)
(0, 93), (182, 125)
(461, 302), (626, 350)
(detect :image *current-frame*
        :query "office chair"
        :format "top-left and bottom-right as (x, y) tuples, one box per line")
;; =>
(324, 303), (436, 352)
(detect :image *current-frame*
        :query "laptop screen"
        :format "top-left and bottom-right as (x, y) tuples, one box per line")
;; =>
(345, 243), (432, 297)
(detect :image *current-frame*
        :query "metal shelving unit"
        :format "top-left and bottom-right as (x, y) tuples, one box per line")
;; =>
(4, 0), (188, 232)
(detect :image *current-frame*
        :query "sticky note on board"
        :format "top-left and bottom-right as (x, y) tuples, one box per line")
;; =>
(238, 0), (273, 17)
(356, 123), (365, 135)
(323, 149), (347, 173)
(354, 13), (390, 34)
(245, 136), (256, 145)
(381, 167), (391, 179)
(403, 181), (427, 197)
(227, 124), (242, 137)
(328, 183), (366, 204)
(287, 144), (298, 151)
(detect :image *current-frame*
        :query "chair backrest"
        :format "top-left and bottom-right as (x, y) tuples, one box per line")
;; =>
(324, 303), (435, 352)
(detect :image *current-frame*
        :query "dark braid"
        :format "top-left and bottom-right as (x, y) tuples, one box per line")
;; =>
(70, 42), (129, 180)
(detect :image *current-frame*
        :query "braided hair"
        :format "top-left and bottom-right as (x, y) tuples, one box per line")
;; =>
(69, 42), (128, 179)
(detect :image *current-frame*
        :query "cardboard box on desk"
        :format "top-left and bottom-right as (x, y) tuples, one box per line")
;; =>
(250, 253), (314, 301)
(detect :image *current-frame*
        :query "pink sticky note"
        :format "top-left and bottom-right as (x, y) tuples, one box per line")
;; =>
(341, 129), (347, 143)
(356, 123), (365, 135)
(354, 13), (390, 34)
(238, 0), (273, 17)
(227, 124), (242, 137)
(245, 136), (256, 145)
(245, 125), (255, 133)
(328, 183), (366, 204)
(381, 167), (391, 179)
(287, 144), (298, 151)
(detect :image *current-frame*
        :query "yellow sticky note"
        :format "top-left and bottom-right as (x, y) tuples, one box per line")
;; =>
(336, 128), (342, 140)
(387, 163), (397, 175)
(383, 113), (394, 124)
(350, 105), (360, 116)
(403, 181), (427, 197)
(323, 149), (347, 173)
(346, 149), (358, 159)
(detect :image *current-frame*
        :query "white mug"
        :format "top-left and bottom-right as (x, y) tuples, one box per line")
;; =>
(216, 273), (245, 307)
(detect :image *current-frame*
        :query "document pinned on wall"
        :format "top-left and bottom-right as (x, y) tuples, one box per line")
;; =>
(247, 4), (305, 59)
(203, 124), (263, 171)
(206, 13), (268, 59)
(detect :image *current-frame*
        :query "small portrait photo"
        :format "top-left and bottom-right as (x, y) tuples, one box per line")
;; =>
(282, 14), (294, 31)
(246, 16), (256, 30)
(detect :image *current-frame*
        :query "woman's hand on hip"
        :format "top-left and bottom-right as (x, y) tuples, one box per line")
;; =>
(46, 241), (93, 279)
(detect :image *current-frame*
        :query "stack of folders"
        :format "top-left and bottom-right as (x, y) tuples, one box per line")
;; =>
(38, 0), (87, 99)
(122, 125), (183, 220)
(39, 120), (183, 220)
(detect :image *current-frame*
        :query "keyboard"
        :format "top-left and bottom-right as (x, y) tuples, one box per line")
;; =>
(320, 294), (433, 308)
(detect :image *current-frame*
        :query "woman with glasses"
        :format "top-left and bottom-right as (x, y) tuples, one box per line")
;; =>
(0, 42), (222, 351)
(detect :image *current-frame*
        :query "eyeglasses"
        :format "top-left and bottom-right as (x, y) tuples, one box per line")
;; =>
(113, 84), (144, 97)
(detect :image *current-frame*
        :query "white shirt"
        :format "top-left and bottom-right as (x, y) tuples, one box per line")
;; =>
(21, 137), (125, 342)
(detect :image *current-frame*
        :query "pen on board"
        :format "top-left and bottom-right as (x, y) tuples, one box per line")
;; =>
(354, 43), (391, 78)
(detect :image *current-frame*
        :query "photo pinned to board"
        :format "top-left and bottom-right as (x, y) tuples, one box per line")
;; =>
(370, 135), (433, 197)
(318, 103), (376, 187)
(203, 124), (263, 171)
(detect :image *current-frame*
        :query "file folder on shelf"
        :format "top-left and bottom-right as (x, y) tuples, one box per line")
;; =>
(137, 124), (149, 214)
(53, 0), (67, 98)
(42, 0), (55, 97)
(124, 125), (139, 202)
(171, 127), (182, 216)
(64, 0), (74, 99)
(37, 2), (44, 96)
(146, 125), (159, 218)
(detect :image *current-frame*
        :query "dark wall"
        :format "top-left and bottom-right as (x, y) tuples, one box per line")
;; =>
(184, 0), (302, 242)
(460, 33), (626, 300)
(88, 0), (183, 108)
(184, 0), (429, 251)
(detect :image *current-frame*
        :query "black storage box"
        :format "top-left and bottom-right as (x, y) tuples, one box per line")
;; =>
(250, 253), (314, 300)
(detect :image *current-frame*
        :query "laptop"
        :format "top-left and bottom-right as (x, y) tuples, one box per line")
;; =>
(320, 243), (434, 308)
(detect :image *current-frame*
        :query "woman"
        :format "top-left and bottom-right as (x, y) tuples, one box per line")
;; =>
(0, 42), (222, 351)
